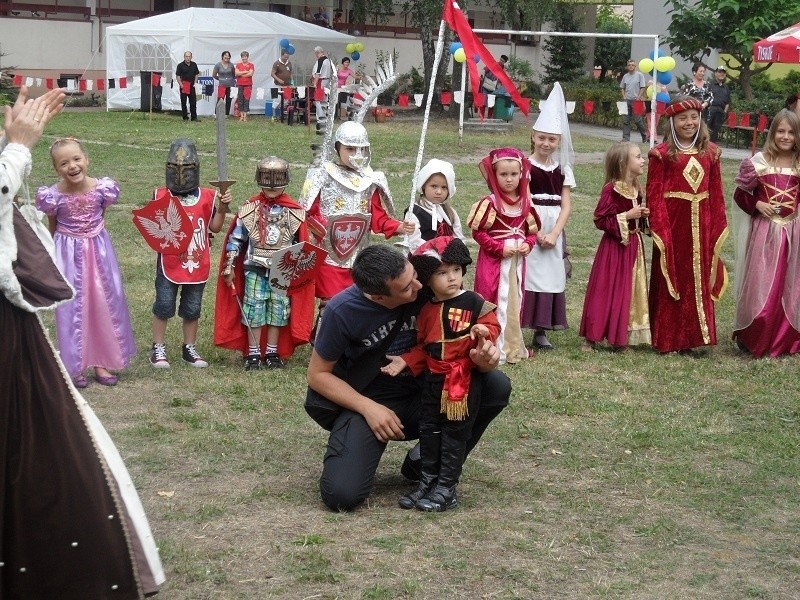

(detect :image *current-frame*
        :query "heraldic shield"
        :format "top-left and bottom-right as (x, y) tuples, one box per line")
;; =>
(133, 194), (193, 255)
(324, 212), (371, 265)
(268, 242), (328, 296)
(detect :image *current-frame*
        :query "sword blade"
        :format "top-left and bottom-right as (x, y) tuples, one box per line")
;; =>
(215, 99), (228, 181)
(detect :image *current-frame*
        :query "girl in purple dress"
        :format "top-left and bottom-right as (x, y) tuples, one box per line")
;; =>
(733, 109), (800, 357)
(579, 142), (651, 350)
(36, 138), (136, 388)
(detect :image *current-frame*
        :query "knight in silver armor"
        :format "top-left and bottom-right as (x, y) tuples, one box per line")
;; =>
(221, 156), (308, 370)
(299, 121), (415, 302)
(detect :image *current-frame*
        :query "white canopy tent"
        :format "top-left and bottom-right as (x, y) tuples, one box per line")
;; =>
(105, 7), (355, 115)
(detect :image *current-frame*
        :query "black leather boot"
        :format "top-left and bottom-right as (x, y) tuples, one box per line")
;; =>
(415, 433), (466, 512)
(398, 427), (440, 509)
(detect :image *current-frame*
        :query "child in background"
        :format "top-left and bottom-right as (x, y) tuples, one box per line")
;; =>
(467, 147), (538, 364)
(579, 142), (651, 350)
(404, 158), (467, 252)
(36, 138), (136, 388)
(215, 156), (314, 369)
(381, 237), (501, 512)
(646, 96), (728, 353)
(732, 108), (800, 357)
(148, 139), (231, 368)
(522, 82), (575, 351)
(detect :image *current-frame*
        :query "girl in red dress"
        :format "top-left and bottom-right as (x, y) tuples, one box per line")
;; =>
(733, 108), (800, 357)
(646, 96), (728, 353)
(579, 142), (651, 350)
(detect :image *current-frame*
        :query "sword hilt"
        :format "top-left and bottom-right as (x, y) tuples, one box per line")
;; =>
(210, 179), (237, 196)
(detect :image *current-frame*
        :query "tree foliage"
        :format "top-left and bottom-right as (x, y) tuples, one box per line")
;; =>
(542, 5), (586, 85)
(594, 6), (631, 81)
(666, 0), (800, 99)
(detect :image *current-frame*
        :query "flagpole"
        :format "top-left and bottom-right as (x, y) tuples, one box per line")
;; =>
(458, 59), (467, 143)
(409, 19), (447, 218)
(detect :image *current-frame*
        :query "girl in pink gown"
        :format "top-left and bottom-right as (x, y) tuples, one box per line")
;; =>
(579, 142), (651, 349)
(467, 147), (539, 364)
(733, 109), (800, 357)
(36, 138), (136, 388)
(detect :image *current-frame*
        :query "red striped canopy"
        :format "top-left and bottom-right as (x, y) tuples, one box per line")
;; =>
(753, 22), (800, 63)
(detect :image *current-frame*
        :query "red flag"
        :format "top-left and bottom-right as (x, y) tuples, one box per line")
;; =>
(78, 79), (87, 91)
(152, 73), (161, 86)
(583, 100), (594, 116)
(442, 0), (529, 116)
(96, 78), (105, 91)
(45, 78), (55, 90)
(119, 77), (128, 88)
(13, 74), (22, 86)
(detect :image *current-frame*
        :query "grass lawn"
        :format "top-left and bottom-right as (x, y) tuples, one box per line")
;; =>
(26, 109), (800, 599)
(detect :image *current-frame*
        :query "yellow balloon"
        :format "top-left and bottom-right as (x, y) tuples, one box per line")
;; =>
(346, 43), (355, 54)
(453, 48), (466, 63)
(646, 84), (655, 100)
(639, 58), (655, 74)
(655, 56), (676, 72)
(355, 42), (365, 52)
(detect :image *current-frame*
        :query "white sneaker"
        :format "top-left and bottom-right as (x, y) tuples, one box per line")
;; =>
(150, 343), (170, 369)
(182, 343), (208, 368)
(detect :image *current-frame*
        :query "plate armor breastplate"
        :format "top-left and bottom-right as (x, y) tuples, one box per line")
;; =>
(239, 204), (303, 268)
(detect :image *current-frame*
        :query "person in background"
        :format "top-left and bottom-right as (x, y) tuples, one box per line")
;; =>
(314, 5), (330, 27)
(477, 54), (508, 119)
(176, 50), (200, 122)
(707, 66), (731, 143)
(235, 51), (255, 122)
(336, 56), (354, 120)
(620, 58), (647, 143)
(785, 93), (800, 118)
(270, 48), (293, 121)
(311, 46), (333, 134)
(680, 63), (714, 119)
(213, 50), (235, 116)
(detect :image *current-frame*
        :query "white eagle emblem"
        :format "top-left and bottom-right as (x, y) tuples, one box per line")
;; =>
(135, 199), (188, 250)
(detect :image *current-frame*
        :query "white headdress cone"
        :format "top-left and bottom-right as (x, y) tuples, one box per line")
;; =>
(533, 82), (574, 174)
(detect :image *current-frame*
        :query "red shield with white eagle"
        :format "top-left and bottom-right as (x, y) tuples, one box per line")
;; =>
(324, 212), (371, 264)
(132, 194), (193, 255)
(268, 242), (328, 296)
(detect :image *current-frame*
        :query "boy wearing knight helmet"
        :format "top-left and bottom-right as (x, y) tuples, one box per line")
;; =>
(214, 156), (314, 369)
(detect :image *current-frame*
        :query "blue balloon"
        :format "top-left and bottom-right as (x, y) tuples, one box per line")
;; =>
(648, 48), (665, 60)
(287, 44), (295, 56)
(279, 38), (290, 49)
(449, 42), (463, 54)
(351, 51), (360, 61)
(656, 70), (672, 85)
(656, 91), (671, 103)
(474, 53), (481, 64)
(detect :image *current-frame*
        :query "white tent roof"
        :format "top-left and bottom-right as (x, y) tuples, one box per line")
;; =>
(105, 7), (354, 114)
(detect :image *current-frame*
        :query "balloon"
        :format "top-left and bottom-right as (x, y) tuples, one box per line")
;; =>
(646, 84), (655, 100)
(346, 43), (355, 54)
(655, 56), (676, 72)
(449, 42), (463, 54)
(280, 38), (290, 49)
(287, 45), (295, 56)
(656, 70), (672, 85)
(474, 54), (481, 64)
(453, 48), (466, 63)
(656, 91), (671, 103)
(648, 48), (664, 60)
(638, 58), (655, 74)
(351, 51), (360, 61)
(355, 42), (365, 52)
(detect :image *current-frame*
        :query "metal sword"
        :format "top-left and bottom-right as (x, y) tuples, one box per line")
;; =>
(209, 98), (236, 195)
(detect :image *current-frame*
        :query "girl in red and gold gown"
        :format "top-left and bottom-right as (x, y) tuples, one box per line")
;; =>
(646, 96), (728, 353)
(733, 109), (800, 357)
(579, 142), (651, 349)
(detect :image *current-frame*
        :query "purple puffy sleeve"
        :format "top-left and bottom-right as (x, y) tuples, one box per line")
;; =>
(733, 158), (758, 215)
(96, 177), (121, 208)
(35, 184), (59, 216)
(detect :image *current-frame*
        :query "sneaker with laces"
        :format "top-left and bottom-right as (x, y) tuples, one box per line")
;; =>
(263, 352), (285, 369)
(150, 343), (170, 369)
(244, 354), (261, 371)
(182, 343), (209, 368)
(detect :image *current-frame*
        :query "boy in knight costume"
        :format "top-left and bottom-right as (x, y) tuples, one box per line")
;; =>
(300, 120), (415, 307)
(149, 138), (230, 368)
(214, 157), (314, 369)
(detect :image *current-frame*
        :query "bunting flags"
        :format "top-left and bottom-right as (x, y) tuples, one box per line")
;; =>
(442, 0), (530, 115)
(6, 71), (134, 91)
